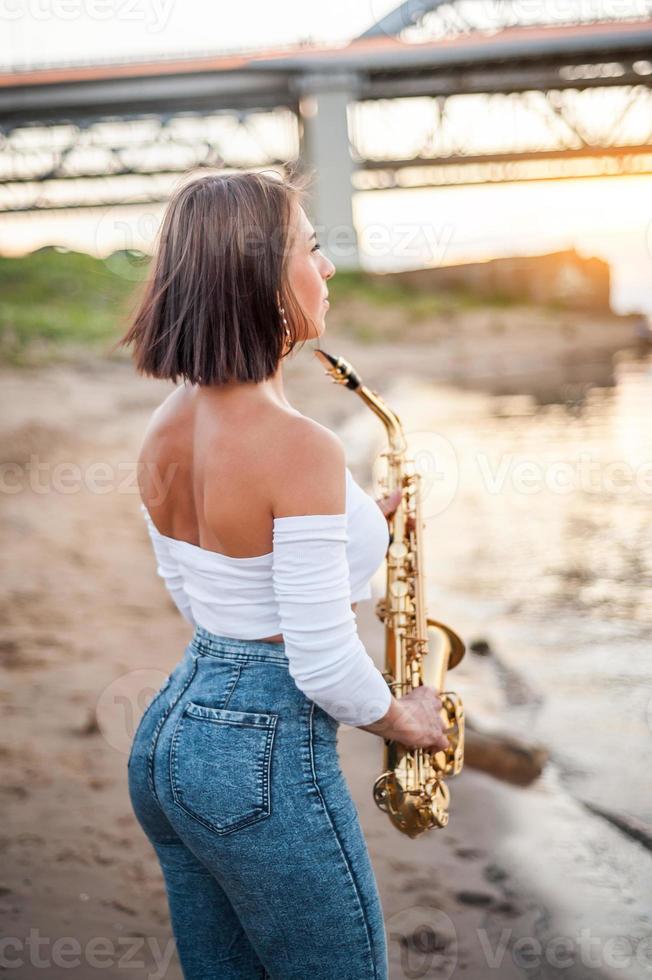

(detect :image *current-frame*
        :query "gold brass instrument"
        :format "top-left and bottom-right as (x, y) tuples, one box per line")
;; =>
(314, 347), (465, 838)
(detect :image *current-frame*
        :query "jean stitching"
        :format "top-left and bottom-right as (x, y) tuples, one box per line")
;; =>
(146, 655), (199, 805)
(127, 676), (171, 770)
(190, 637), (288, 668)
(262, 715), (277, 820)
(218, 662), (242, 710)
(169, 710), (277, 836)
(197, 650), (289, 668)
(306, 701), (377, 980)
(183, 712), (274, 729)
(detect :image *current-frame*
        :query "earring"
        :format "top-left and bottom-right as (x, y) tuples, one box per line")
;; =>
(279, 305), (290, 339)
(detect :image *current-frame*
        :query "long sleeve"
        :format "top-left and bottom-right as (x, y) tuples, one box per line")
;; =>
(140, 504), (197, 627)
(272, 512), (392, 727)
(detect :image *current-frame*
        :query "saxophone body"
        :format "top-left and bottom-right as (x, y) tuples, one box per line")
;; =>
(314, 347), (465, 839)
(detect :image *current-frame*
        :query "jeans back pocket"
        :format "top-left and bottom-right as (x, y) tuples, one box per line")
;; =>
(171, 702), (278, 836)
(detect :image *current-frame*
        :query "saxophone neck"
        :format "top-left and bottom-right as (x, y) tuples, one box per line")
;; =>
(313, 347), (406, 453)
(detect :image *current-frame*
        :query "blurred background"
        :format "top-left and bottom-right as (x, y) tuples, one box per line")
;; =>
(1, 3), (651, 978)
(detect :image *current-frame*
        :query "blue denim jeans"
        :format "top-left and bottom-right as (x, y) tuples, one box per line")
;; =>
(127, 625), (389, 980)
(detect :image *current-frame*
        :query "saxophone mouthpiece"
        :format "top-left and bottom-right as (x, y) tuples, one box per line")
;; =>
(313, 347), (339, 370)
(313, 347), (362, 391)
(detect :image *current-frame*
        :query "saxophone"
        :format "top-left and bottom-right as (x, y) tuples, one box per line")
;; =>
(314, 347), (466, 838)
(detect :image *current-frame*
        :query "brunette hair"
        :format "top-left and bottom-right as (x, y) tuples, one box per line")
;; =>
(115, 169), (314, 385)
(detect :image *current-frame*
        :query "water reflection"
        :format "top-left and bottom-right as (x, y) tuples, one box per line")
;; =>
(413, 351), (652, 630)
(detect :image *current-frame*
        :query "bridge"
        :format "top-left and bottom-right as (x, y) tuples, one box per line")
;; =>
(2, 6), (651, 266)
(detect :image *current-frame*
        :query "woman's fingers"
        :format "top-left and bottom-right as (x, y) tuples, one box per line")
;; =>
(376, 489), (417, 531)
(376, 488), (402, 518)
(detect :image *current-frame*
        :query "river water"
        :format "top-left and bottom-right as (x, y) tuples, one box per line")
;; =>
(353, 348), (652, 829)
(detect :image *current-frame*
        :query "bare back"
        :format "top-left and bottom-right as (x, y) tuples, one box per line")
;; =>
(137, 384), (354, 641)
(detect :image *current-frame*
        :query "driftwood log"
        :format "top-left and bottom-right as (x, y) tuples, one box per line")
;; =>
(463, 715), (548, 786)
(580, 800), (652, 851)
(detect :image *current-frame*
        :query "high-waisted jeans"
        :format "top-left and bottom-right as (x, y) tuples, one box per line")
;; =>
(127, 625), (389, 980)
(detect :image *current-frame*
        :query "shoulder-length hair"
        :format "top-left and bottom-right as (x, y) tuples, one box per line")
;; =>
(116, 169), (314, 385)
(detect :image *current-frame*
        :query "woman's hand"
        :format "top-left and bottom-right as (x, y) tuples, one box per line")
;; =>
(375, 487), (415, 533)
(358, 685), (450, 752)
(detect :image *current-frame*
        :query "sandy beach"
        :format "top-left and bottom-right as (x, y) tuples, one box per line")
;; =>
(1, 321), (650, 979)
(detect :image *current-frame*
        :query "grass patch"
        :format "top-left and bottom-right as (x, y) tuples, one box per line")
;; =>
(0, 247), (146, 365)
(0, 249), (524, 365)
(328, 269), (507, 321)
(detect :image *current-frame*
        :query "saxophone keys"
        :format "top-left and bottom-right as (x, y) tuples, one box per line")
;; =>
(388, 540), (409, 560)
(373, 771), (403, 814)
(428, 779), (451, 829)
(390, 579), (410, 598)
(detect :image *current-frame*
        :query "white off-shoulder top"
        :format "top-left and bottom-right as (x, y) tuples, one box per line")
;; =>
(140, 466), (392, 726)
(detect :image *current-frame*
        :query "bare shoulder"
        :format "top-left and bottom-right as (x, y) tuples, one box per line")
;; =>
(137, 386), (191, 493)
(269, 413), (347, 518)
(146, 385), (189, 433)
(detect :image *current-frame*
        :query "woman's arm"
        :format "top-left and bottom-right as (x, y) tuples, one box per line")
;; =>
(269, 421), (393, 727)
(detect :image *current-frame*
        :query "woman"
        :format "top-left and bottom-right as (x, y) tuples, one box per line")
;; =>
(120, 170), (449, 980)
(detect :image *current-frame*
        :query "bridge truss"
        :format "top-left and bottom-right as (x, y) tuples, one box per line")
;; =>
(1, 6), (651, 213)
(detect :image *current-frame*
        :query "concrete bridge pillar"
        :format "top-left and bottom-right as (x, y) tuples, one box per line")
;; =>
(295, 72), (360, 271)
